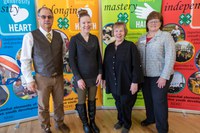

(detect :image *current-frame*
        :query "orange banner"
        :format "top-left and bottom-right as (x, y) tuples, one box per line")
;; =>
(36, 0), (101, 112)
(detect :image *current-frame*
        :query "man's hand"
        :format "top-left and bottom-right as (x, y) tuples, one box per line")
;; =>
(27, 81), (37, 92)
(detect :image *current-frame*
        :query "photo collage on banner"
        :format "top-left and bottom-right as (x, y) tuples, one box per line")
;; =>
(162, 0), (200, 111)
(1, 0), (200, 127)
(0, 0), (101, 126)
(0, 0), (37, 125)
(101, 0), (162, 107)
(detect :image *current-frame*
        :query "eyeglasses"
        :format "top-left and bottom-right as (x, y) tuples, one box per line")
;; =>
(148, 20), (160, 24)
(39, 15), (53, 19)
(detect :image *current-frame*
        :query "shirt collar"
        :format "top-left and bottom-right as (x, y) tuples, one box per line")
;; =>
(39, 27), (53, 36)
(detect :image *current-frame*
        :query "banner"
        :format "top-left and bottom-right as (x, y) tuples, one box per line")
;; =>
(0, 0), (101, 126)
(0, 0), (37, 125)
(1, 0), (200, 127)
(36, 0), (102, 112)
(101, 0), (162, 107)
(162, 0), (200, 111)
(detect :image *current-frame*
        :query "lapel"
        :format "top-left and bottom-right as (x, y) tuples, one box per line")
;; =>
(147, 30), (162, 44)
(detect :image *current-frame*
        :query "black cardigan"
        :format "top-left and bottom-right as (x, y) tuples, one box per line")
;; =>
(103, 40), (143, 95)
(69, 33), (102, 88)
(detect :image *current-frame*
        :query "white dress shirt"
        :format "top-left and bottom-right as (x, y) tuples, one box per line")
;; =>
(20, 27), (66, 84)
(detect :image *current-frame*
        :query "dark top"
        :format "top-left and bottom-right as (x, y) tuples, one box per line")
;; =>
(103, 40), (143, 95)
(69, 33), (102, 88)
(32, 29), (63, 77)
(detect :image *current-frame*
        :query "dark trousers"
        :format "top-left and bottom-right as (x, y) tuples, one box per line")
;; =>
(142, 76), (173, 133)
(112, 93), (138, 129)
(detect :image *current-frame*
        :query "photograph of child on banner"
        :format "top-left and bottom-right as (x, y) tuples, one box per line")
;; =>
(13, 77), (37, 99)
(189, 71), (200, 95)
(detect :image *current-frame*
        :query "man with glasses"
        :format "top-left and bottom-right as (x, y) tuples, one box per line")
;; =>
(20, 7), (69, 133)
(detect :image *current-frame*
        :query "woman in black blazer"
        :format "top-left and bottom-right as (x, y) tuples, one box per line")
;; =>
(103, 22), (143, 133)
(69, 10), (102, 133)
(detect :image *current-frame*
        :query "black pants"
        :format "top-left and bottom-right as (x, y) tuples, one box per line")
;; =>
(112, 92), (138, 129)
(142, 76), (173, 133)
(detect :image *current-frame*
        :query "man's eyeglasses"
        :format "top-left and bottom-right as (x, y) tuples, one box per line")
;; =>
(39, 15), (53, 19)
(148, 20), (160, 24)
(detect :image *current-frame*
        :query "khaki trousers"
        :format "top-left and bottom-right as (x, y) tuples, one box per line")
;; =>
(76, 86), (97, 104)
(35, 73), (64, 128)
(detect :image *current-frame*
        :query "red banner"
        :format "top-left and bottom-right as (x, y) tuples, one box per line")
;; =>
(162, 0), (200, 111)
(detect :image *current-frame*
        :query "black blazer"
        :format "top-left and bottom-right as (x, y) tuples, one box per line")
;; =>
(69, 33), (102, 88)
(103, 40), (143, 95)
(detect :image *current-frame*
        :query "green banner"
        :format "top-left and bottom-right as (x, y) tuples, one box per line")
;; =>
(102, 0), (162, 107)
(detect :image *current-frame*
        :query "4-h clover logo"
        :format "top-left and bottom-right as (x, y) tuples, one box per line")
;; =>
(57, 17), (69, 30)
(117, 13), (128, 23)
(179, 14), (191, 25)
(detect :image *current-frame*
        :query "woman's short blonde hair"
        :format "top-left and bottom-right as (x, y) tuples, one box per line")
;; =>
(112, 22), (128, 36)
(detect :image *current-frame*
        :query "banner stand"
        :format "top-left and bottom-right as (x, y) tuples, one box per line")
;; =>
(169, 108), (200, 115)
(1, 108), (200, 128)
(0, 116), (38, 128)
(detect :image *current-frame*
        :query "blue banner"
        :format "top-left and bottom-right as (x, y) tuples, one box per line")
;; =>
(0, 0), (37, 125)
